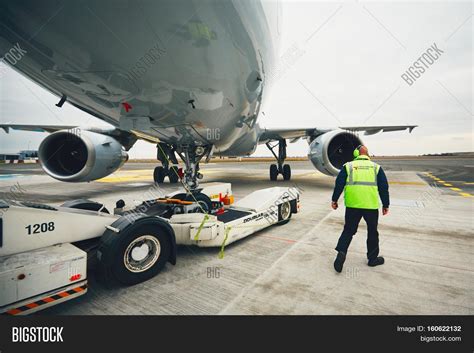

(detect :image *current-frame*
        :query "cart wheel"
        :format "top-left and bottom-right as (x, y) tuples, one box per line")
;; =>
(277, 201), (292, 225)
(270, 164), (278, 181)
(168, 166), (179, 183)
(98, 218), (172, 285)
(174, 192), (212, 213)
(154, 166), (166, 184)
(61, 199), (109, 214)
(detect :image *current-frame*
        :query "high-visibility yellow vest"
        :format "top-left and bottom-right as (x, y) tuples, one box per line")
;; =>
(344, 155), (380, 209)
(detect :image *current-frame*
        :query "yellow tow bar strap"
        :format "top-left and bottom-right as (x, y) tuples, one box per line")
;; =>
(218, 227), (232, 259)
(194, 214), (210, 241)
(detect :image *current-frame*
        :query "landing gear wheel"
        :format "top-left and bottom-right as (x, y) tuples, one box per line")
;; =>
(174, 192), (212, 213)
(270, 164), (278, 181)
(277, 201), (292, 225)
(154, 166), (166, 184)
(98, 218), (172, 285)
(168, 166), (179, 183)
(283, 164), (291, 181)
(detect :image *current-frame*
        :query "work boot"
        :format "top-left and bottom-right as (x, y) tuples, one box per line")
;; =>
(368, 256), (385, 267)
(333, 251), (346, 273)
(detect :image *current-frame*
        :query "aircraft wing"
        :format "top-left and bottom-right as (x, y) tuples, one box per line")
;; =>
(258, 125), (417, 143)
(0, 124), (77, 134)
(0, 123), (144, 150)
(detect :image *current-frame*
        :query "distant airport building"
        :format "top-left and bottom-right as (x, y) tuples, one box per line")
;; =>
(0, 153), (20, 161)
(19, 150), (38, 159)
(0, 150), (38, 163)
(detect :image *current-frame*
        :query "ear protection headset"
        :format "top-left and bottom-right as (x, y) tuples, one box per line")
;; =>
(353, 145), (362, 158)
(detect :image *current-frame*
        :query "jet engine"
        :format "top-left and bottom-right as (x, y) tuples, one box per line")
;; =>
(38, 130), (128, 182)
(308, 130), (362, 176)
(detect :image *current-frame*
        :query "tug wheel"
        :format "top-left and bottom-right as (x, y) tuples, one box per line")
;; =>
(98, 217), (172, 285)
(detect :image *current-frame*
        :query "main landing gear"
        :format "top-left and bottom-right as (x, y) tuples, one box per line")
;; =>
(266, 139), (291, 181)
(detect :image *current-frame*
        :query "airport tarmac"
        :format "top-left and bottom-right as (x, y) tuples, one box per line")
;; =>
(0, 158), (472, 315)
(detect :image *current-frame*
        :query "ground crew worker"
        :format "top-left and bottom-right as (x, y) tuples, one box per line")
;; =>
(331, 145), (389, 273)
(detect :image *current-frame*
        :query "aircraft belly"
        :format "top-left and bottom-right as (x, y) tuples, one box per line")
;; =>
(0, 0), (276, 154)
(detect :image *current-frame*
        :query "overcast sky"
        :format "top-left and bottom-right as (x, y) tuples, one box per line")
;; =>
(0, 0), (472, 157)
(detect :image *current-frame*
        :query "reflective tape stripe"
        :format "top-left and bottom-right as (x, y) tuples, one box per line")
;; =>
(348, 163), (353, 184)
(350, 181), (378, 186)
(7, 309), (21, 315)
(2, 284), (87, 315)
(346, 161), (378, 186)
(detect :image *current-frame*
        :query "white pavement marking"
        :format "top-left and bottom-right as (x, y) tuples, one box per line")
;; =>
(219, 210), (334, 314)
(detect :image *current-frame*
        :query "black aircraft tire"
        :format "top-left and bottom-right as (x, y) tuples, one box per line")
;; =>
(270, 164), (278, 181)
(173, 192), (212, 213)
(168, 166), (179, 183)
(154, 166), (166, 184)
(283, 164), (291, 181)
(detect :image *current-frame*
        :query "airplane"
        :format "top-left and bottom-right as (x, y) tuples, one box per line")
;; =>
(0, 1), (416, 198)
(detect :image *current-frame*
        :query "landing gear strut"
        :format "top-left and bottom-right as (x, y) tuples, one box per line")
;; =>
(155, 142), (212, 190)
(154, 143), (180, 184)
(174, 145), (213, 190)
(266, 139), (291, 181)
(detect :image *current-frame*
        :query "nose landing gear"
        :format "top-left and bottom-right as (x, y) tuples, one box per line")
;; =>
(154, 142), (212, 191)
(154, 165), (180, 184)
(267, 139), (291, 181)
(154, 143), (180, 184)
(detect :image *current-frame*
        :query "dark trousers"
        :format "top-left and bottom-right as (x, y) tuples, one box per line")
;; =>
(335, 207), (379, 260)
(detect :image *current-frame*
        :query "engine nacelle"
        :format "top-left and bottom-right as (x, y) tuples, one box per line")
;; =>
(38, 130), (128, 182)
(308, 130), (362, 176)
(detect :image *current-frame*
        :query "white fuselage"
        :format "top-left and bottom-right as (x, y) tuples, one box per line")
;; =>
(0, 0), (281, 155)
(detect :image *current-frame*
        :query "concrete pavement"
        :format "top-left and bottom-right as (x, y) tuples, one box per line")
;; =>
(0, 159), (472, 315)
